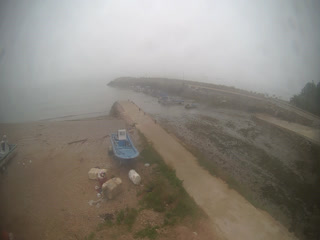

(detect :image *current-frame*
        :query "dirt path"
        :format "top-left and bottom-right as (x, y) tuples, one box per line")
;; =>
(118, 100), (297, 240)
(255, 113), (320, 145)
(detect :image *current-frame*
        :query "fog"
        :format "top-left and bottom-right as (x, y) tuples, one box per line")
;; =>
(0, 0), (320, 122)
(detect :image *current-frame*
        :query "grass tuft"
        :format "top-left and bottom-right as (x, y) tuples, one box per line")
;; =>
(134, 225), (159, 239)
(115, 208), (139, 230)
(124, 208), (139, 230)
(84, 232), (95, 240)
(116, 209), (125, 225)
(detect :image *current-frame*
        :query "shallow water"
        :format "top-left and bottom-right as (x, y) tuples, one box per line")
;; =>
(0, 80), (196, 123)
(0, 82), (248, 126)
(0, 83), (156, 123)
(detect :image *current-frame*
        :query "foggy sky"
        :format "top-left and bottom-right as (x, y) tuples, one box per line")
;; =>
(1, 0), (320, 100)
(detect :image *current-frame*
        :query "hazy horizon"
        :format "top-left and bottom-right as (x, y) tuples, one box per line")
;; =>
(1, 0), (320, 119)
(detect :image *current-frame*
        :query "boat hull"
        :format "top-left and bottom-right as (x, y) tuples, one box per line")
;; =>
(110, 132), (139, 160)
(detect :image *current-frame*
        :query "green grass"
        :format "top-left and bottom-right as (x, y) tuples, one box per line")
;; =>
(96, 219), (114, 231)
(138, 131), (204, 225)
(134, 225), (159, 239)
(97, 208), (138, 232)
(116, 209), (125, 224)
(84, 232), (95, 240)
(138, 132), (184, 188)
(115, 208), (139, 230)
(124, 208), (139, 230)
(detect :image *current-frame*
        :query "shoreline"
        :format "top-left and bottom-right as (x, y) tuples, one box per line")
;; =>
(0, 111), (109, 125)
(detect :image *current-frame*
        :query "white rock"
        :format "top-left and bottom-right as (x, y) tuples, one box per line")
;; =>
(128, 169), (141, 185)
(88, 168), (107, 180)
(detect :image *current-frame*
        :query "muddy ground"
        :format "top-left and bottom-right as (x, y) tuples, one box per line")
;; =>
(156, 107), (320, 240)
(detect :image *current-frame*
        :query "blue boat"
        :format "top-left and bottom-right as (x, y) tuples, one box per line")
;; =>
(110, 129), (139, 160)
(0, 136), (17, 169)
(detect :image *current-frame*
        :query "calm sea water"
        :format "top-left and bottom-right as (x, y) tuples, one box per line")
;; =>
(0, 82), (189, 123)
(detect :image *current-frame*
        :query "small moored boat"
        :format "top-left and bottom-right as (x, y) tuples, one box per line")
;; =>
(110, 129), (139, 160)
(0, 135), (17, 169)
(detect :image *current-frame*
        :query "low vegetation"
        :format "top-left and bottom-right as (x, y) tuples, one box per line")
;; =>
(134, 225), (159, 239)
(138, 131), (204, 225)
(114, 207), (139, 230)
(84, 232), (95, 240)
(95, 131), (204, 239)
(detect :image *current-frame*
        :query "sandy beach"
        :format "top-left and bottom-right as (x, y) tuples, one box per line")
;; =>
(0, 116), (128, 239)
(0, 114), (214, 240)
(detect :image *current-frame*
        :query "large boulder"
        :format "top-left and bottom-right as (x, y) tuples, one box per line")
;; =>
(102, 177), (122, 200)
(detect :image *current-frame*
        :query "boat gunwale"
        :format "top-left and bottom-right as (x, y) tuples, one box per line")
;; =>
(110, 132), (139, 160)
